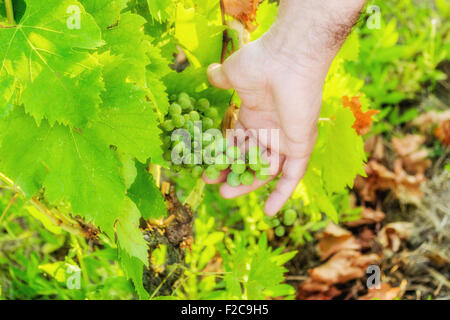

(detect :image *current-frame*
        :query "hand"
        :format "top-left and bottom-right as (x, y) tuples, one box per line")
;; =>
(204, 38), (329, 216)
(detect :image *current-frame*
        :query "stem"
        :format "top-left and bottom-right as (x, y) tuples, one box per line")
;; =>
(4, 0), (16, 25)
(183, 179), (205, 210)
(0, 193), (18, 226)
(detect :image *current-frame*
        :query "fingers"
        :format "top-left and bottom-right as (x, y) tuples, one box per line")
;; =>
(207, 64), (233, 90)
(264, 156), (310, 216)
(219, 154), (284, 199)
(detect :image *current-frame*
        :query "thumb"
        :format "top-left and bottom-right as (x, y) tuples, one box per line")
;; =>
(207, 63), (233, 90)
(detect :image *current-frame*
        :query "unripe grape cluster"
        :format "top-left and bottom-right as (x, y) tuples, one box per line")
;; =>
(265, 209), (298, 237)
(161, 92), (271, 186)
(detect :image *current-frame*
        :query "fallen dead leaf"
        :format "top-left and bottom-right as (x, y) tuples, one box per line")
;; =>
(309, 250), (380, 285)
(358, 283), (401, 300)
(377, 222), (413, 253)
(364, 135), (385, 160)
(392, 135), (426, 157)
(296, 278), (341, 300)
(392, 134), (431, 175)
(316, 223), (361, 260)
(410, 110), (450, 133)
(434, 119), (450, 146)
(346, 207), (386, 227)
(358, 227), (376, 250)
(342, 96), (380, 135)
(354, 160), (426, 205)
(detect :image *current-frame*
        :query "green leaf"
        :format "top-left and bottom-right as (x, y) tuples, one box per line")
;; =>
(174, 6), (224, 67)
(0, 0), (105, 127)
(128, 161), (167, 220)
(90, 54), (163, 164)
(118, 247), (150, 300)
(0, 108), (126, 238)
(115, 198), (149, 264)
(319, 106), (366, 194)
(102, 12), (151, 85)
(79, 0), (128, 29)
(146, 0), (173, 22)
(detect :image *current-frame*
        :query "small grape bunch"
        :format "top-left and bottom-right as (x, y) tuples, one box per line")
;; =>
(162, 92), (272, 187)
(265, 209), (298, 237)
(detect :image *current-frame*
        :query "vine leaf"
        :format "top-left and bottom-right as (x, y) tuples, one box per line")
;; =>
(0, 0), (104, 127)
(128, 161), (167, 220)
(91, 54), (163, 164)
(0, 108), (126, 238)
(79, 0), (128, 30)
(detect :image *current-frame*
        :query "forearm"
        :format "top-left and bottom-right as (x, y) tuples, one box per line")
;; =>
(261, 0), (366, 69)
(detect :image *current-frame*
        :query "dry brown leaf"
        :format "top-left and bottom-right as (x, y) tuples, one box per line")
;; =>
(296, 278), (341, 300)
(392, 134), (426, 157)
(364, 135), (385, 160)
(434, 119), (450, 146)
(309, 250), (379, 285)
(342, 96), (380, 135)
(354, 160), (426, 204)
(377, 222), (413, 252)
(411, 110), (450, 133)
(223, 0), (259, 31)
(358, 227), (376, 249)
(392, 134), (431, 175)
(316, 223), (361, 260)
(346, 207), (386, 227)
(358, 283), (401, 300)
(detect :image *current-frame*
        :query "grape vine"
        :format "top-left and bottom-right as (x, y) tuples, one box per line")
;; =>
(0, 0), (374, 299)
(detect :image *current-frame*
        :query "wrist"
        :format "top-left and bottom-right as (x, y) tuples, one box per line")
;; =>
(260, 0), (366, 71)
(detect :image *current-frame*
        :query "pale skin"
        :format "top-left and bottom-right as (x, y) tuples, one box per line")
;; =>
(204, 0), (367, 216)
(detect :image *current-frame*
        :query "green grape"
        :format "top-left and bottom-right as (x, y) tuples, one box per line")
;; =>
(189, 111), (200, 122)
(240, 171), (254, 186)
(162, 120), (175, 132)
(214, 154), (230, 171)
(163, 136), (171, 146)
(197, 98), (210, 112)
(205, 166), (221, 180)
(275, 226), (285, 237)
(179, 96), (192, 111)
(271, 218), (280, 227)
(202, 132), (213, 146)
(178, 92), (190, 102)
(231, 163), (246, 174)
(193, 140), (201, 150)
(205, 107), (218, 119)
(202, 117), (214, 130)
(163, 150), (172, 161)
(255, 170), (270, 181)
(227, 172), (241, 187)
(191, 166), (204, 178)
(184, 114), (190, 122)
(246, 146), (260, 162)
(283, 209), (297, 226)
(173, 114), (185, 127)
(249, 162), (261, 171)
(169, 103), (182, 116)
(226, 146), (241, 160)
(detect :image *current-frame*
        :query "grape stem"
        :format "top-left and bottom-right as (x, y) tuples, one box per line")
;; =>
(0, 171), (88, 237)
(4, 0), (16, 25)
(184, 179), (206, 210)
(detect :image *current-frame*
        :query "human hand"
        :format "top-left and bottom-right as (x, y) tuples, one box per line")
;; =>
(203, 0), (365, 216)
(204, 39), (329, 216)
